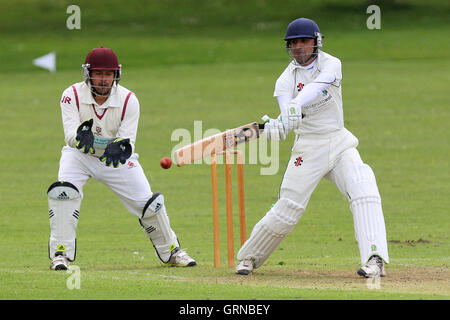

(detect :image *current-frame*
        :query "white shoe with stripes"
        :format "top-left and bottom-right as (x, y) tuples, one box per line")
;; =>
(166, 248), (196, 267)
(235, 259), (254, 275)
(357, 255), (386, 278)
(50, 252), (70, 271)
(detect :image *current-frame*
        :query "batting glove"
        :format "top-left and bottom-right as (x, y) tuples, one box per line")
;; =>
(76, 118), (95, 154)
(282, 101), (303, 132)
(262, 115), (287, 141)
(99, 138), (132, 168)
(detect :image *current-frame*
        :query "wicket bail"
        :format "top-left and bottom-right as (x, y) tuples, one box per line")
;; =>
(210, 150), (246, 268)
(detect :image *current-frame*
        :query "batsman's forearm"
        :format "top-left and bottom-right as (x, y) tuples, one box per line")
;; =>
(292, 72), (335, 107)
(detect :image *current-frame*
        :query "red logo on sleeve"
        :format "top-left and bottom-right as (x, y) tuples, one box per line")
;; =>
(61, 96), (71, 104)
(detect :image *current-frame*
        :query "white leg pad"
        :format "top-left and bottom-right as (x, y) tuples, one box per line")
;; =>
(140, 193), (179, 263)
(346, 164), (380, 201)
(48, 182), (81, 261)
(237, 198), (304, 268)
(347, 164), (389, 264)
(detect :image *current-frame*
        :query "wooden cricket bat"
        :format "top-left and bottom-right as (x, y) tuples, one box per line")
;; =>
(174, 122), (265, 167)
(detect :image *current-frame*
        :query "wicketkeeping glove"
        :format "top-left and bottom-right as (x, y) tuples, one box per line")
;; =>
(262, 115), (286, 141)
(76, 118), (95, 154)
(99, 138), (132, 168)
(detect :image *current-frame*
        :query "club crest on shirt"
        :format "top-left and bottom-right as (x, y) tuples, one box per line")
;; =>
(95, 126), (102, 135)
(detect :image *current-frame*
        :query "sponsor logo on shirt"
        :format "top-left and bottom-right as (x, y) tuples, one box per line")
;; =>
(302, 93), (333, 115)
(93, 136), (112, 152)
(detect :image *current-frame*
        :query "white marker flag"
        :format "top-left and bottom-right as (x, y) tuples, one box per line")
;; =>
(33, 52), (56, 73)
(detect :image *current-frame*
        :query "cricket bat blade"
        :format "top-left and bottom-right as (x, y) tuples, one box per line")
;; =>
(174, 122), (264, 167)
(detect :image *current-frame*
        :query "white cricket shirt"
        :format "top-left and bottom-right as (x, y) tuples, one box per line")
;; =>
(59, 81), (139, 157)
(274, 50), (343, 135)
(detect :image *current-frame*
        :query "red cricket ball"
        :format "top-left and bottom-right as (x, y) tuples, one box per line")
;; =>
(160, 157), (172, 169)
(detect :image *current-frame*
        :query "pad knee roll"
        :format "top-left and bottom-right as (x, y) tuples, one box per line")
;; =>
(48, 181), (81, 261)
(139, 192), (179, 263)
(265, 197), (305, 235)
(345, 164), (380, 202)
(237, 198), (304, 268)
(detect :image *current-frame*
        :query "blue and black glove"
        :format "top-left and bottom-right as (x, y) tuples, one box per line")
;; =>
(76, 118), (95, 154)
(99, 138), (132, 168)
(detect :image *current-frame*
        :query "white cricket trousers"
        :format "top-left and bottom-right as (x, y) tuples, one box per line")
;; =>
(282, 127), (389, 264)
(58, 146), (151, 217)
(51, 146), (180, 263)
(238, 127), (389, 267)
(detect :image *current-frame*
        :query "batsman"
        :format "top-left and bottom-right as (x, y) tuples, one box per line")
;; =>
(47, 47), (196, 270)
(236, 18), (389, 278)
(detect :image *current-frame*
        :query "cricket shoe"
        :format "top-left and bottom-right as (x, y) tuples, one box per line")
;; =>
(357, 255), (386, 278)
(50, 252), (70, 271)
(166, 248), (196, 267)
(235, 259), (254, 275)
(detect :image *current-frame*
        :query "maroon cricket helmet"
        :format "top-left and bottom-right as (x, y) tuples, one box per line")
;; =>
(82, 47), (122, 96)
(84, 47), (120, 70)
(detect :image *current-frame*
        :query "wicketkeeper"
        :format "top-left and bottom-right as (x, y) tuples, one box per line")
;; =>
(236, 18), (389, 278)
(48, 47), (196, 270)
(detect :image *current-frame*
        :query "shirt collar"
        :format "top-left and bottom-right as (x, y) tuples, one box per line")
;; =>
(79, 82), (120, 108)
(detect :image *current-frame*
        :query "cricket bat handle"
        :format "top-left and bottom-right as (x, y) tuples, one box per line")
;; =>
(259, 115), (270, 131)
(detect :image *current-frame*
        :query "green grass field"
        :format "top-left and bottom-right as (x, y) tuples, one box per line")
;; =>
(0, 0), (448, 303)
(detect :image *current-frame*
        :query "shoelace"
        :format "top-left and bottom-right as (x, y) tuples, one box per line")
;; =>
(368, 256), (382, 269)
(241, 260), (252, 267)
(174, 250), (191, 261)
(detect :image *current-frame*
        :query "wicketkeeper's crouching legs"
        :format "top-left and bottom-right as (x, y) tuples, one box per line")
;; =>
(48, 181), (81, 265)
(139, 192), (196, 266)
(139, 192), (178, 262)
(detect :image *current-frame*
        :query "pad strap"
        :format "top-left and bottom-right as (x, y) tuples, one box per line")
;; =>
(47, 181), (80, 198)
(142, 192), (164, 218)
(140, 192), (179, 263)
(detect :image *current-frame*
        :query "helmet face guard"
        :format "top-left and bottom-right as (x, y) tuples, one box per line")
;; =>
(82, 63), (121, 97)
(82, 47), (121, 97)
(284, 18), (323, 66)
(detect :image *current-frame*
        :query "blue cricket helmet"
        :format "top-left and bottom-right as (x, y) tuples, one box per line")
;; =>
(284, 18), (323, 48)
